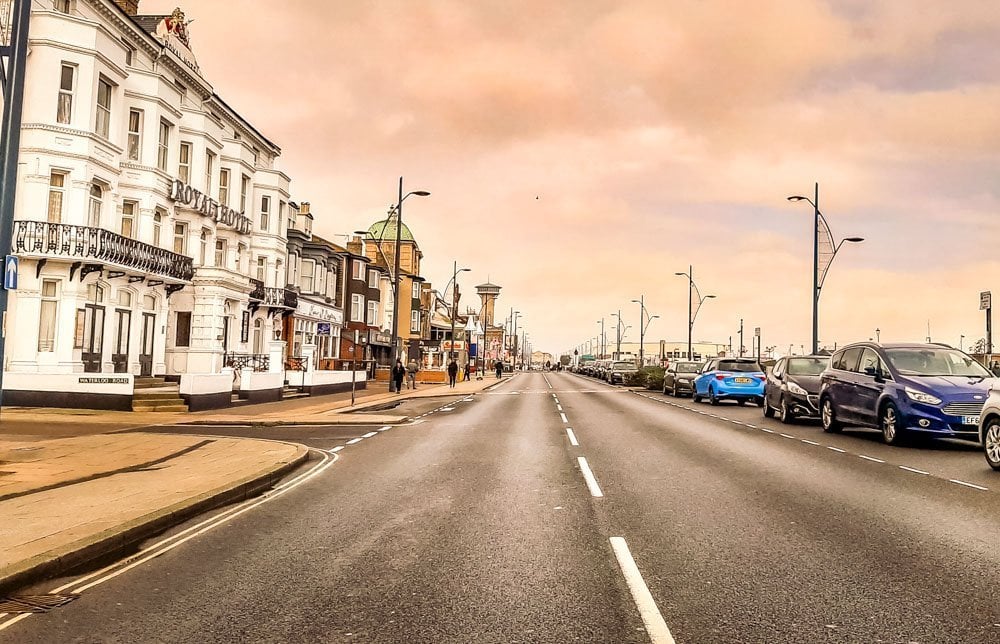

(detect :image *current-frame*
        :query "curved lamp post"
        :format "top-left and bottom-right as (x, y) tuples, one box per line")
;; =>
(787, 183), (864, 354)
(631, 295), (658, 366)
(443, 262), (471, 360)
(674, 266), (715, 360)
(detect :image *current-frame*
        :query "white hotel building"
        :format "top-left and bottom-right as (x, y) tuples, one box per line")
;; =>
(3, 0), (297, 409)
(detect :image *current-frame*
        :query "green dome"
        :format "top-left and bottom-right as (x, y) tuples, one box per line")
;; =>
(367, 214), (416, 243)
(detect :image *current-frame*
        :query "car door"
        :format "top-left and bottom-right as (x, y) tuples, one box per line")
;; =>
(853, 348), (887, 427)
(827, 347), (863, 422)
(695, 359), (716, 395)
(664, 366), (676, 391)
(766, 358), (785, 409)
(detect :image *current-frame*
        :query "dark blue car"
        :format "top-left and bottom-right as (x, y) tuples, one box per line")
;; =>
(819, 342), (993, 445)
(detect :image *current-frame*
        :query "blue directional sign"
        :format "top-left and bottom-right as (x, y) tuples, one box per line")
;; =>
(3, 255), (17, 290)
(317, 322), (331, 335)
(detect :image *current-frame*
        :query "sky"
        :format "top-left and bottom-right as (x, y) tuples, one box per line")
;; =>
(143, 0), (1000, 357)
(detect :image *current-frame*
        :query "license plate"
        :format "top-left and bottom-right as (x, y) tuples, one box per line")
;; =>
(963, 415), (980, 426)
(734, 377), (752, 384)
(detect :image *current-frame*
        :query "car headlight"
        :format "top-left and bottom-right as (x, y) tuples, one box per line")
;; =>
(787, 382), (808, 396)
(904, 386), (941, 406)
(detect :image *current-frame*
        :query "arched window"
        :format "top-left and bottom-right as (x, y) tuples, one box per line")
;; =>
(87, 283), (105, 303)
(88, 183), (103, 228)
(143, 294), (156, 311)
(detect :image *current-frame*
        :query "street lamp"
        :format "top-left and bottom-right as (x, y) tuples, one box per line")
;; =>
(631, 295), (658, 366)
(675, 266), (716, 360)
(444, 261), (471, 361)
(787, 183), (864, 355)
(511, 310), (522, 367)
(597, 319), (606, 358)
(611, 310), (624, 359)
(381, 178), (430, 391)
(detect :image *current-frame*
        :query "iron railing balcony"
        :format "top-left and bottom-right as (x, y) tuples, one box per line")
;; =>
(263, 286), (297, 309)
(224, 352), (269, 372)
(249, 277), (265, 301)
(13, 221), (194, 283)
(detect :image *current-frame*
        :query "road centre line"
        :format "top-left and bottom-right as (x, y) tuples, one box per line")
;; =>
(801, 439), (821, 446)
(378, 426), (391, 432)
(950, 479), (989, 491)
(760, 428), (775, 433)
(826, 446), (846, 453)
(362, 431), (378, 438)
(858, 455), (884, 463)
(609, 537), (677, 644)
(779, 433), (795, 439)
(899, 466), (929, 475)
(577, 457), (604, 498)
(346, 438), (363, 445)
(566, 428), (579, 446)
(560, 412), (569, 423)
(330, 446), (345, 452)
(557, 404), (563, 411)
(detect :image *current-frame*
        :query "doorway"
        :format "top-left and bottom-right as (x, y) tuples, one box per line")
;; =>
(139, 312), (155, 377)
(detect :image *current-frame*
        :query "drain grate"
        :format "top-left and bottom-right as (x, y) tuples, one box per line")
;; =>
(0, 593), (79, 613)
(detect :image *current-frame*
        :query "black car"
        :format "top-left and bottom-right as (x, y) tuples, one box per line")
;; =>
(763, 355), (827, 423)
(663, 361), (702, 397)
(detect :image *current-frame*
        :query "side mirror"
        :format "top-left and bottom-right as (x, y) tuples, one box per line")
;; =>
(863, 365), (877, 377)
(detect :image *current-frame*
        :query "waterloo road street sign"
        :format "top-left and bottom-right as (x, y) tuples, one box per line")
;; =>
(3, 255), (17, 290)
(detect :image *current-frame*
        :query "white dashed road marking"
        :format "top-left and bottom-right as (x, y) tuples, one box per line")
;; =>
(330, 446), (344, 452)
(826, 446), (846, 453)
(577, 457), (604, 498)
(560, 412), (569, 424)
(610, 537), (677, 644)
(346, 438), (363, 445)
(950, 479), (988, 491)
(899, 466), (929, 475)
(566, 428), (579, 446)
(858, 455), (885, 463)
(362, 431), (378, 438)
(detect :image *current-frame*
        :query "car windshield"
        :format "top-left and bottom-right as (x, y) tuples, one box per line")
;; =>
(786, 358), (827, 376)
(885, 348), (991, 377)
(718, 360), (761, 372)
(675, 362), (701, 373)
(613, 362), (636, 370)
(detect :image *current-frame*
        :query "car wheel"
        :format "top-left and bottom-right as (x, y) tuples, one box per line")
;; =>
(693, 391), (702, 403)
(821, 398), (842, 433)
(663, 383), (669, 396)
(779, 399), (795, 424)
(671, 384), (679, 398)
(763, 399), (775, 418)
(880, 402), (907, 446)
(984, 419), (1000, 471)
(737, 399), (746, 407)
(709, 386), (720, 406)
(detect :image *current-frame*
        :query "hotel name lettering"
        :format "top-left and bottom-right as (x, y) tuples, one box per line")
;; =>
(170, 179), (253, 235)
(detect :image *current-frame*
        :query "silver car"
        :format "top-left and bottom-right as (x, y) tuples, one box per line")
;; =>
(979, 385), (1000, 470)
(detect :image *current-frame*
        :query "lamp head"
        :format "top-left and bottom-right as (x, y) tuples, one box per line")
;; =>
(705, 295), (717, 299)
(413, 190), (431, 197)
(674, 272), (687, 277)
(787, 195), (807, 202)
(459, 268), (471, 273)
(844, 237), (864, 243)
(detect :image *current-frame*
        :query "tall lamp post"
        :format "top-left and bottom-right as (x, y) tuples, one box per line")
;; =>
(511, 310), (521, 367)
(787, 183), (864, 355)
(611, 310), (623, 359)
(385, 178), (430, 391)
(631, 295), (658, 366)
(444, 261), (470, 361)
(675, 266), (716, 361)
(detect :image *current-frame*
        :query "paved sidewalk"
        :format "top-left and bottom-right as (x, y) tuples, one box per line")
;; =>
(0, 432), (307, 594)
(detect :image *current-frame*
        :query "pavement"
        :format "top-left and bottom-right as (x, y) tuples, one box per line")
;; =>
(0, 373), (512, 597)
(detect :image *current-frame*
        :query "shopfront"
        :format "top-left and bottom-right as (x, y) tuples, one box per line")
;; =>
(291, 298), (343, 370)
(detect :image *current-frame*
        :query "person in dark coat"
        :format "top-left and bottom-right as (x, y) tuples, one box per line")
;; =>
(391, 359), (406, 394)
(494, 360), (504, 379)
(463, 362), (471, 381)
(447, 358), (459, 387)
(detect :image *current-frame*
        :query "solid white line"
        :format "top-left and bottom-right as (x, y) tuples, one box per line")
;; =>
(950, 479), (988, 491)
(826, 446), (846, 453)
(330, 446), (345, 452)
(609, 537), (676, 644)
(362, 431), (378, 438)
(801, 439), (820, 446)
(858, 455), (884, 463)
(378, 426), (391, 432)
(577, 457), (604, 498)
(560, 412), (568, 424)
(346, 438), (363, 445)
(899, 466), (929, 475)
(566, 428), (579, 446)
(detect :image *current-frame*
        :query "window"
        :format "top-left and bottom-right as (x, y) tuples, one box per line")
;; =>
(127, 109), (142, 161)
(275, 260), (283, 288)
(351, 294), (364, 322)
(175, 311), (192, 347)
(157, 120), (170, 171)
(352, 259), (364, 280)
(47, 172), (66, 223)
(175, 80), (188, 106)
(173, 222), (187, 254)
(236, 243), (245, 273)
(88, 183), (103, 228)
(240, 174), (249, 212)
(412, 281), (421, 299)
(367, 301), (378, 327)
(410, 310), (421, 333)
(367, 270), (378, 289)
(836, 347), (864, 373)
(178, 142), (192, 183)
(120, 201), (136, 238)
(214, 239), (226, 267)
(327, 268), (336, 299)
(153, 209), (163, 247)
(260, 195), (270, 231)
(204, 150), (215, 193)
(95, 77), (112, 139)
(38, 280), (59, 352)
(278, 201), (286, 235)
(57, 63), (74, 124)
(256, 256), (266, 281)
(53, 0), (71, 13)
(300, 259), (315, 292)
(121, 39), (135, 66)
(199, 229), (208, 265)
(241, 310), (250, 343)
(251, 147), (259, 166)
(219, 168), (230, 205)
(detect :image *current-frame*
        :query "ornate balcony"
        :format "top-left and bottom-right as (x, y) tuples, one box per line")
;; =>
(13, 221), (194, 284)
(263, 286), (297, 310)
(249, 278), (265, 301)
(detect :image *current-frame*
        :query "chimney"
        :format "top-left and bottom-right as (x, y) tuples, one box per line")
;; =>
(347, 236), (364, 256)
(114, 0), (140, 16)
(300, 201), (310, 215)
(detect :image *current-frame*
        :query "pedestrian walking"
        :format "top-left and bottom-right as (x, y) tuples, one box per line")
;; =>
(463, 362), (471, 382)
(494, 360), (503, 379)
(447, 358), (459, 388)
(406, 359), (419, 390)
(391, 359), (405, 394)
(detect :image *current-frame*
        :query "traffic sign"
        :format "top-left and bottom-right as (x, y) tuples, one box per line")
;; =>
(981, 291), (992, 311)
(754, 327), (761, 337)
(3, 256), (17, 290)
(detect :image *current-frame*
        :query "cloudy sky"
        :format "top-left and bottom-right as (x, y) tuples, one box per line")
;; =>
(145, 0), (1000, 356)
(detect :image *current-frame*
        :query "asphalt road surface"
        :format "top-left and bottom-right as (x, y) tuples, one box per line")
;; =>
(4, 371), (1000, 643)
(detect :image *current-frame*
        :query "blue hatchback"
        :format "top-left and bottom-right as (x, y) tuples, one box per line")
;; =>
(819, 342), (994, 445)
(693, 357), (766, 406)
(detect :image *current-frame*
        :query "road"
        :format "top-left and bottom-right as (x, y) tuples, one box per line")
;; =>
(4, 371), (1000, 643)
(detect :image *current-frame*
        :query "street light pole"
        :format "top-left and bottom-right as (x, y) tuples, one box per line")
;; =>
(675, 266), (715, 361)
(445, 261), (470, 361)
(387, 178), (430, 392)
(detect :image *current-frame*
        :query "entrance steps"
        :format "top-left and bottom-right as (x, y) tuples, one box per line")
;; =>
(132, 377), (188, 412)
(282, 386), (309, 400)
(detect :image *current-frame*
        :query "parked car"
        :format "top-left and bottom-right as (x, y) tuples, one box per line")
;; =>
(763, 355), (828, 423)
(692, 358), (766, 406)
(979, 387), (1000, 470)
(607, 360), (638, 385)
(663, 361), (702, 397)
(819, 342), (993, 445)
